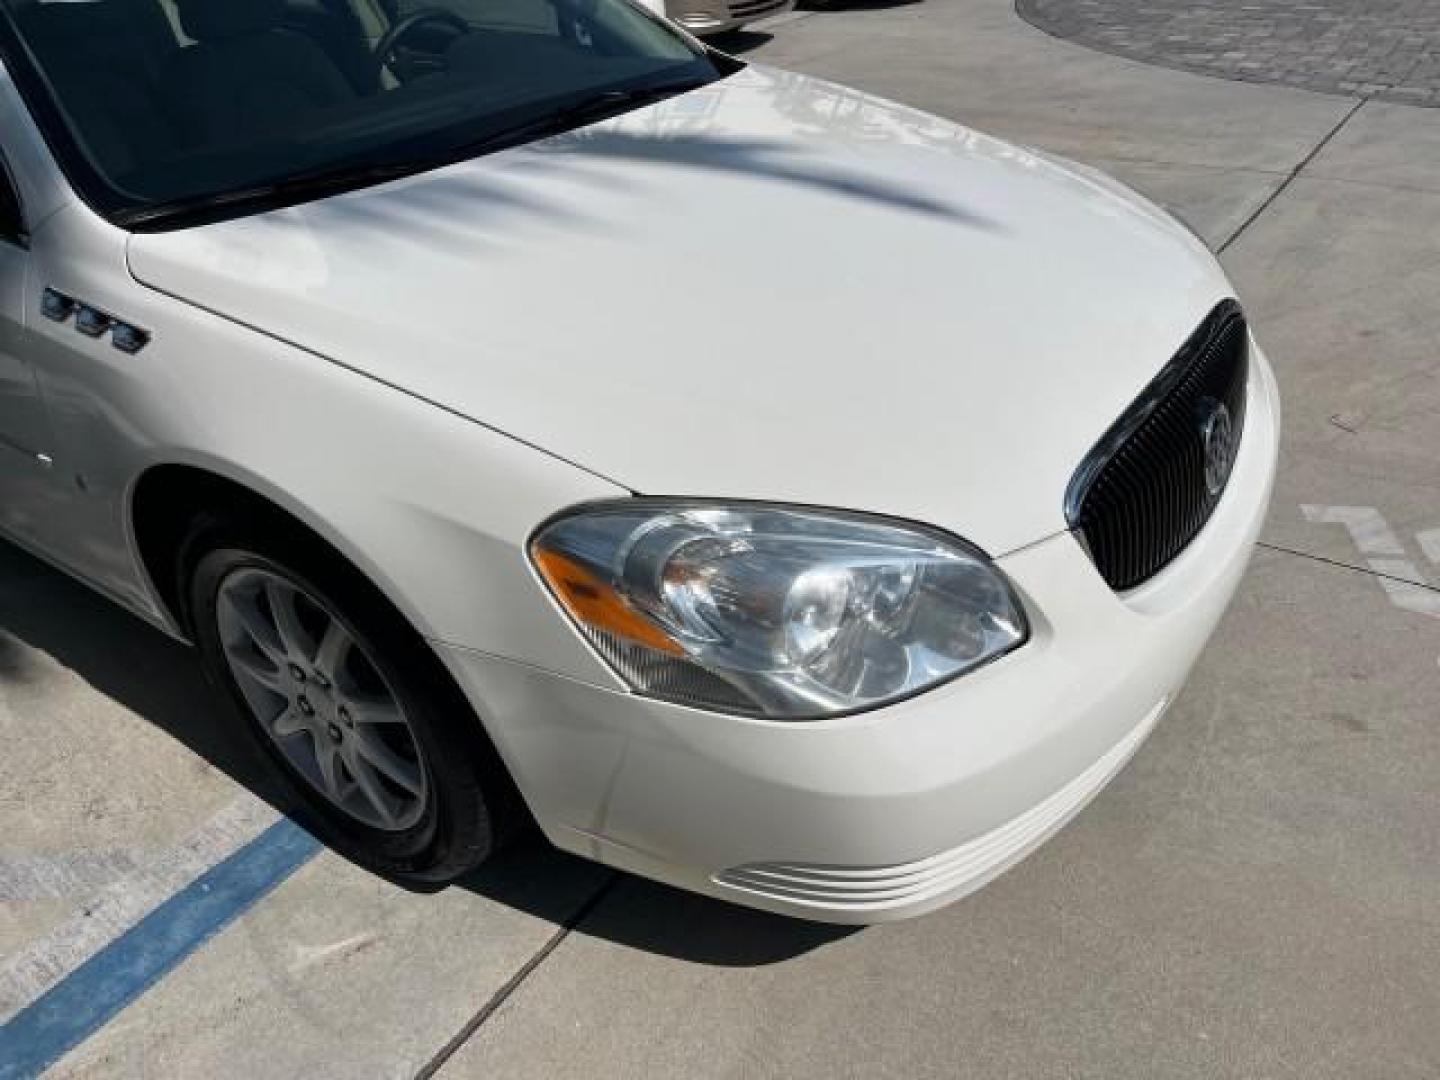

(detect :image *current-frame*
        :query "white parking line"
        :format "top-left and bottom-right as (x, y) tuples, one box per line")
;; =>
(1301, 505), (1440, 618)
(1300, 505), (1406, 558)
(0, 796), (278, 1024)
(1418, 528), (1440, 568)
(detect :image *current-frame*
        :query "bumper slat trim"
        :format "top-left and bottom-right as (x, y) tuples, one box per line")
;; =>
(714, 695), (1170, 912)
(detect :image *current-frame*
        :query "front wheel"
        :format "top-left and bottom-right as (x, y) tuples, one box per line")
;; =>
(184, 516), (515, 883)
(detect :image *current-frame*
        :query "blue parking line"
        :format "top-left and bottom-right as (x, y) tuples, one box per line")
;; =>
(0, 819), (321, 1080)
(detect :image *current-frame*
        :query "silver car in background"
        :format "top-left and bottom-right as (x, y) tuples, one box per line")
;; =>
(663, 0), (793, 36)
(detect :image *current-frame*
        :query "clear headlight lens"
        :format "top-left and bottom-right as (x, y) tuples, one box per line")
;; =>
(530, 502), (1028, 720)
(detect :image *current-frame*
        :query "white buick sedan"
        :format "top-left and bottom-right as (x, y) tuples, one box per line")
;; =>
(0, 0), (1277, 922)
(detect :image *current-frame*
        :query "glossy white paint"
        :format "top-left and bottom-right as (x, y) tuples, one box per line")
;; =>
(127, 65), (1230, 558)
(0, 58), (1277, 921)
(440, 349), (1279, 921)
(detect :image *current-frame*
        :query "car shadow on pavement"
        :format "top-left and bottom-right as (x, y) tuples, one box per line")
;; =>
(458, 845), (855, 966)
(0, 538), (294, 808)
(0, 539), (852, 967)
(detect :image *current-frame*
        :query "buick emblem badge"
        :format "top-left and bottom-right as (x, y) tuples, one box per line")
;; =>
(1199, 397), (1236, 496)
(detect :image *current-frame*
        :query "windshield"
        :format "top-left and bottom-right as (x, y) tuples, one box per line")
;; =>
(0, 0), (733, 228)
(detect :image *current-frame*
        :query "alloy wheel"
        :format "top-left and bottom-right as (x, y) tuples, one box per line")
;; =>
(215, 567), (429, 832)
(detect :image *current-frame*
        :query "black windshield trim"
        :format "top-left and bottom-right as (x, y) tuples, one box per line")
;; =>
(0, 1), (742, 234)
(117, 63), (740, 232)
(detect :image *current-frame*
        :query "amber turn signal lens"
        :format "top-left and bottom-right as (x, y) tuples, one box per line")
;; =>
(532, 548), (683, 655)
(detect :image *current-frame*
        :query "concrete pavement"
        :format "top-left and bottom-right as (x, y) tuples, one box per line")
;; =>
(4, 2), (1438, 1077)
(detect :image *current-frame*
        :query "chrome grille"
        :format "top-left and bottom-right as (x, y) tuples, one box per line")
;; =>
(1066, 301), (1250, 591)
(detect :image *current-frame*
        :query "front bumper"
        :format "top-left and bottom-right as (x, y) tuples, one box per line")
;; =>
(439, 346), (1280, 924)
(666, 0), (794, 34)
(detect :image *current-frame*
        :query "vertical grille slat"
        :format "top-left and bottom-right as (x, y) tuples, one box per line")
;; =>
(1065, 302), (1250, 592)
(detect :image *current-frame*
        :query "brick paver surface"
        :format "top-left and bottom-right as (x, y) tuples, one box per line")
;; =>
(1017, 0), (1440, 106)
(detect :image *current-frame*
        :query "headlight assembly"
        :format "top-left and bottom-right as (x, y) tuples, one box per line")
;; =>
(531, 502), (1028, 720)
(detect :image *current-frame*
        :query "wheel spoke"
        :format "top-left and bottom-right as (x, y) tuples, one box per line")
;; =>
(314, 618), (353, 683)
(315, 738), (347, 802)
(270, 704), (308, 738)
(230, 648), (287, 696)
(346, 691), (406, 726)
(349, 727), (423, 795)
(345, 749), (401, 829)
(228, 591), (287, 666)
(266, 580), (313, 663)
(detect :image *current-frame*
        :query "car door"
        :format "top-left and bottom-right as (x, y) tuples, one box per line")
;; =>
(0, 157), (58, 545)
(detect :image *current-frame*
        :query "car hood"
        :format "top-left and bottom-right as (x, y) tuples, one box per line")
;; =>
(128, 65), (1233, 556)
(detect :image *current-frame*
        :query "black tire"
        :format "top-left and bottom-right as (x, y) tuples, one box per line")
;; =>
(180, 509), (520, 884)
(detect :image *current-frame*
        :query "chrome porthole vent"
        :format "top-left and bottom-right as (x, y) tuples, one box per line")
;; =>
(75, 304), (110, 337)
(40, 286), (74, 321)
(40, 286), (151, 353)
(111, 322), (152, 354)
